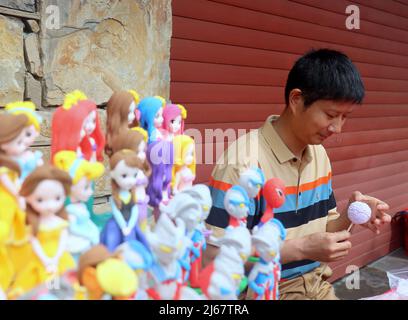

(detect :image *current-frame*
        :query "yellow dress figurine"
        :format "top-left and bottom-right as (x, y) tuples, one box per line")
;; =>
(0, 155), (27, 292)
(9, 165), (75, 298)
(0, 112), (38, 274)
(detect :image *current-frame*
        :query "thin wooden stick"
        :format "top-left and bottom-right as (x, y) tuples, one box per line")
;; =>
(310, 223), (354, 294)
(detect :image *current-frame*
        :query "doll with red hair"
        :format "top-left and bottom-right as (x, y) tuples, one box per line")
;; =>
(51, 90), (105, 163)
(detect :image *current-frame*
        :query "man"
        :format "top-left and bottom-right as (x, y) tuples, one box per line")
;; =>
(204, 49), (391, 300)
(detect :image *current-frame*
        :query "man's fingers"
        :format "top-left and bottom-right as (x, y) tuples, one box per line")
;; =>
(332, 230), (351, 242)
(330, 250), (350, 261)
(333, 240), (352, 252)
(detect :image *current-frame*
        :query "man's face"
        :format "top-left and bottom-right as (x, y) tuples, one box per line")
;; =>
(293, 99), (356, 145)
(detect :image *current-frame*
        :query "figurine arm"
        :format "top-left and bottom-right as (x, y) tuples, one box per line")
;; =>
(0, 173), (25, 210)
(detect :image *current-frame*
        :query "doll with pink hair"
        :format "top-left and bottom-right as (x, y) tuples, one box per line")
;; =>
(160, 104), (187, 142)
(51, 90), (105, 163)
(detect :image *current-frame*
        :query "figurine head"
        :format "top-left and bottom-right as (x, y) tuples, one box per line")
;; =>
(218, 226), (252, 262)
(162, 104), (187, 135)
(138, 96), (165, 144)
(105, 90), (140, 157)
(96, 258), (138, 299)
(147, 213), (186, 265)
(109, 149), (144, 207)
(51, 90), (105, 162)
(5, 101), (42, 148)
(223, 185), (250, 220)
(161, 192), (201, 233)
(239, 167), (265, 199)
(0, 113), (30, 157)
(263, 178), (286, 209)
(171, 134), (196, 188)
(20, 165), (72, 236)
(110, 127), (151, 176)
(182, 184), (213, 221)
(252, 219), (287, 262)
(54, 150), (105, 203)
(146, 140), (174, 207)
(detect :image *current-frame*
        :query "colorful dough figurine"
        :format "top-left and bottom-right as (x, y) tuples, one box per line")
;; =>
(105, 90), (140, 157)
(160, 104), (187, 141)
(78, 244), (138, 300)
(146, 140), (173, 208)
(54, 151), (104, 262)
(248, 219), (287, 300)
(4, 101), (44, 183)
(238, 167), (265, 216)
(110, 128), (151, 232)
(138, 96), (165, 144)
(182, 184), (213, 287)
(223, 185), (250, 228)
(0, 153), (27, 279)
(160, 192), (202, 284)
(259, 178), (286, 225)
(10, 165), (75, 297)
(51, 90), (105, 163)
(145, 213), (187, 300)
(100, 150), (150, 252)
(171, 135), (196, 194)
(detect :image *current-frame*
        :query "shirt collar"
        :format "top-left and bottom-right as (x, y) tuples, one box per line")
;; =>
(260, 115), (313, 165)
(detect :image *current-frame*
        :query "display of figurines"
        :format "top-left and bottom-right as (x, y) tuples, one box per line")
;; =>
(4, 102), (44, 184)
(223, 185), (250, 228)
(160, 104), (187, 142)
(138, 96), (165, 144)
(238, 167), (265, 216)
(259, 178), (286, 225)
(9, 165), (76, 297)
(105, 90), (141, 157)
(248, 219), (287, 300)
(171, 135), (196, 195)
(54, 151), (104, 262)
(100, 149), (150, 252)
(51, 90), (105, 163)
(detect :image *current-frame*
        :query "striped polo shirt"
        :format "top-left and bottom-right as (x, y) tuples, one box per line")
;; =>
(205, 115), (339, 280)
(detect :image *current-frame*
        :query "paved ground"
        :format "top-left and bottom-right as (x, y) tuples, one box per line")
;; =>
(333, 247), (408, 300)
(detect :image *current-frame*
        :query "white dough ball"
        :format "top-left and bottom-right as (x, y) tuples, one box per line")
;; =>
(347, 201), (372, 224)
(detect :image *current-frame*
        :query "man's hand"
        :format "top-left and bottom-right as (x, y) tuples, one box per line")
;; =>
(348, 191), (391, 234)
(299, 231), (352, 263)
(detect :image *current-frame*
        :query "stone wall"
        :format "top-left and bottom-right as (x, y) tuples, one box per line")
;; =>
(0, 0), (172, 208)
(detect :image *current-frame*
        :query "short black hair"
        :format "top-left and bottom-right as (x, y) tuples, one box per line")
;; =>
(284, 48), (365, 107)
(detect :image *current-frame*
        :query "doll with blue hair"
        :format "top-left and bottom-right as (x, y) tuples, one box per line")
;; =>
(223, 185), (250, 228)
(248, 218), (287, 300)
(138, 96), (165, 144)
